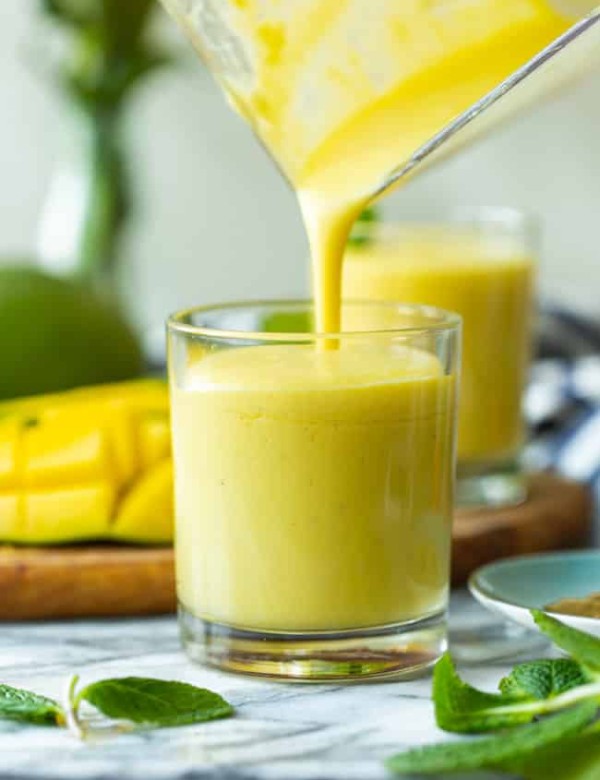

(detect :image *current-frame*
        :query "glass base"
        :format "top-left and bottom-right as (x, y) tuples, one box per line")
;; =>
(179, 606), (447, 682)
(457, 462), (527, 508)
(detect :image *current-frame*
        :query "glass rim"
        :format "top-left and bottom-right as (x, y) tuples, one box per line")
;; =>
(349, 205), (540, 243)
(167, 299), (461, 342)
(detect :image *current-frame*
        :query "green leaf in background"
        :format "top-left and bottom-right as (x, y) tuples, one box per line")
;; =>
(78, 677), (234, 728)
(386, 701), (597, 776)
(0, 684), (63, 726)
(42, 0), (157, 55)
(433, 653), (535, 733)
(38, 0), (175, 287)
(261, 311), (313, 334)
(533, 610), (600, 672)
(41, 0), (172, 109)
(348, 206), (379, 248)
(499, 658), (589, 701)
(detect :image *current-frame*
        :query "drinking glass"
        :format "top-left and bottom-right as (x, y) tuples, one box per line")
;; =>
(168, 301), (460, 681)
(344, 209), (537, 507)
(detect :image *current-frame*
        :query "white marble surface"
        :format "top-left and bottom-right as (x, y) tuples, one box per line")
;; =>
(0, 593), (552, 780)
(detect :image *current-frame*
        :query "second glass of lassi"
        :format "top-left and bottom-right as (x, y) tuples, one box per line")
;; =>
(168, 301), (460, 681)
(344, 210), (536, 508)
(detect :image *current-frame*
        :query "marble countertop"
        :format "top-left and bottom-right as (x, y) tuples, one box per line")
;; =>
(0, 593), (552, 780)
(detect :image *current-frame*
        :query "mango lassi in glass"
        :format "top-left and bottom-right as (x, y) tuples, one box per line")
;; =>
(168, 302), (459, 680)
(344, 211), (535, 506)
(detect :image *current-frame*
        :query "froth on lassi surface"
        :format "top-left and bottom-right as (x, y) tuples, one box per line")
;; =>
(171, 342), (455, 632)
(344, 227), (534, 465)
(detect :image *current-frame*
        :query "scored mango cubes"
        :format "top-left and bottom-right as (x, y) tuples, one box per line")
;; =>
(0, 380), (174, 545)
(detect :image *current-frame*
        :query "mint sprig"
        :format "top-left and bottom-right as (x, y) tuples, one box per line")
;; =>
(387, 610), (600, 777)
(433, 653), (598, 735)
(386, 701), (597, 775)
(0, 674), (233, 740)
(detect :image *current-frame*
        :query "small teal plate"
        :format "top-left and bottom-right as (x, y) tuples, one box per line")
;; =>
(469, 551), (600, 638)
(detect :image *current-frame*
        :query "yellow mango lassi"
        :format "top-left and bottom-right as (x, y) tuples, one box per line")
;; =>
(343, 225), (534, 467)
(171, 337), (455, 632)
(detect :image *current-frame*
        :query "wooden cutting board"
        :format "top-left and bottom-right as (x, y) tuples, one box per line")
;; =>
(0, 473), (592, 620)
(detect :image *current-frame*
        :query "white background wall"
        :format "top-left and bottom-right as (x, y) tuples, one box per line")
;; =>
(1, 2), (599, 335)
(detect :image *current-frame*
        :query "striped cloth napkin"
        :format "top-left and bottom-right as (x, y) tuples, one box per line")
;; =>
(524, 307), (600, 504)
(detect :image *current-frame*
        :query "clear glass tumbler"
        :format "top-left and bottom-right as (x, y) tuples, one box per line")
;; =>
(344, 209), (537, 508)
(168, 301), (460, 681)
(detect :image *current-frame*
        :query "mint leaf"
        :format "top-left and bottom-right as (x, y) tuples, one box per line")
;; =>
(433, 653), (535, 733)
(500, 659), (588, 701)
(513, 726), (600, 780)
(348, 206), (379, 248)
(262, 311), (312, 334)
(78, 677), (233, 728)
(41, 0), (172, 110)
(0, 684), (63, 726)
(386, 701), (597, 775)
(435, 652), (600, 735)
(533, 611), (600, 672)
